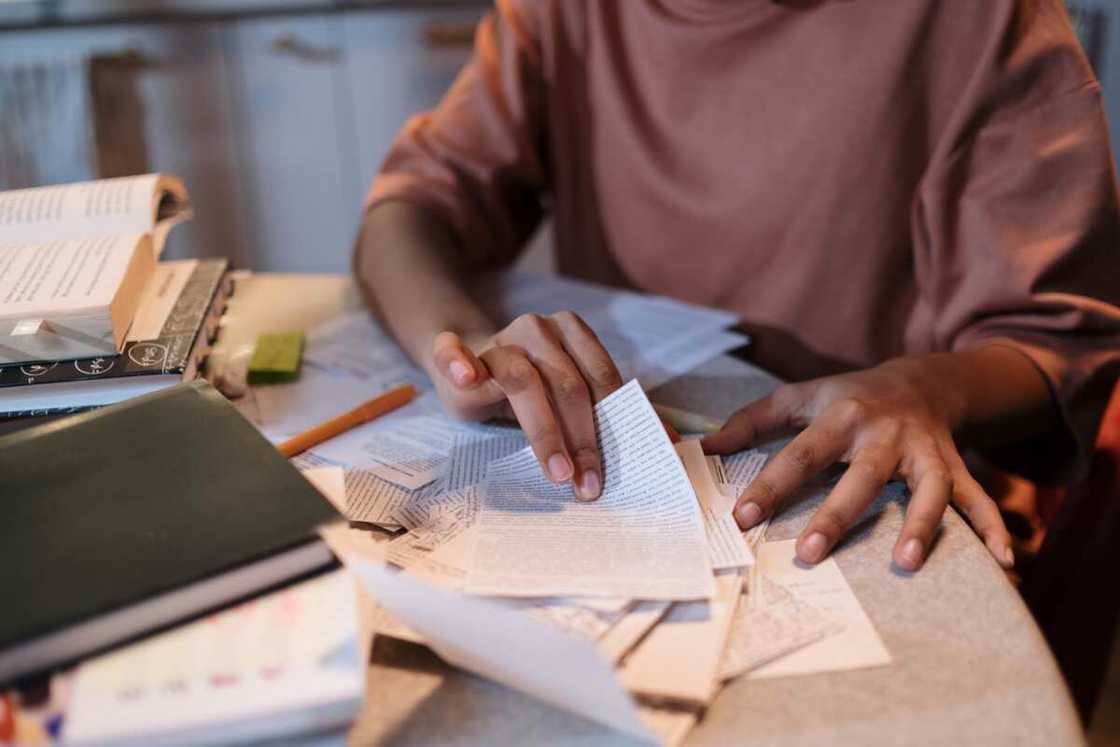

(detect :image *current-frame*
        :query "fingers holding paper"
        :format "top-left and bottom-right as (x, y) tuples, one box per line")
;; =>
(430, 311), (623, 501)
(701, 365), (1014, 573)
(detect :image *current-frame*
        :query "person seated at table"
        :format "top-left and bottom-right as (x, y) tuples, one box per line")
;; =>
(353, 0), (1120, 573)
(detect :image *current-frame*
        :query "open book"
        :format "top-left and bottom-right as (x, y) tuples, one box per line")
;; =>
(0, 174), (192, 364)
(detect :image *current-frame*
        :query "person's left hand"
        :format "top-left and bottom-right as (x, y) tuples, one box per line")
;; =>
(701, 357), (1014, 572)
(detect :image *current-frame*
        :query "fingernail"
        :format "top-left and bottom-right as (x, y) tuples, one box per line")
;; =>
(449, 359), (473, 385)
(547, 453), (573, 481)
(1002, 545), (1014, 568)
(577, 470), (601, 500)
(901, 538), (923, 570)
(800, 532), (828, 563)
(735, 501), (762, 528)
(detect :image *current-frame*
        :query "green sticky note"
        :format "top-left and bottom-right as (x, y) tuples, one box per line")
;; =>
(248, 331), (304, 385)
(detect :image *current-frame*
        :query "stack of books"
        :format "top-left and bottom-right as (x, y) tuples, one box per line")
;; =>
(0, 174), (233, 417)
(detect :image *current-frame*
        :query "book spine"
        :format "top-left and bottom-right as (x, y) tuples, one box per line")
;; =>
(0, 405), (98, 419)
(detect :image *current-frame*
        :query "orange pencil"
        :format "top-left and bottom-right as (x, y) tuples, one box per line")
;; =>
(277, 383), (416, 458)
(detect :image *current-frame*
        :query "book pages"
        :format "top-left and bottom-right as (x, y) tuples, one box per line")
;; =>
(477, 271), (747, 390)
(468, 380), (715, 600)
(0, 233), (154, 363)
(0, 174), (189, 253)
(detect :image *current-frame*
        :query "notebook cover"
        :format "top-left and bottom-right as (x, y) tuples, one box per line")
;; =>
(0, 380), (338, 680)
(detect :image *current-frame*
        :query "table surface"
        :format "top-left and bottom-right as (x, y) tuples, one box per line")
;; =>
(213, 273), (1085, 747)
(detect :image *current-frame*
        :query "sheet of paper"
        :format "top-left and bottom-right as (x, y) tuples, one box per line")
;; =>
(349, 558), (656, 743)
(0, 234), (146, 320)
(619, 571), (742, 704)
(302, 310), (426, 392)
(678, 440), (753, 570)
(747, 540), (891, 679)
(442, 432), (529, 493)
(477, 272), (746, 389)
(312, 410), (451, 489)
(0, 174), (162, 245)
(63, 571), (362, 746)
(719, 575), (843, 680)
(469, 380), (715, 600)
(252, 366), (387, 438)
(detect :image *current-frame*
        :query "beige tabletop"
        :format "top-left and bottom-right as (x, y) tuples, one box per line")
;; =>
(214, 273), (1084, 747)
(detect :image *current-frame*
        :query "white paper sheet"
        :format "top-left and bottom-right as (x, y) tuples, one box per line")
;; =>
(442, 432), (529, 493)
(308, 395), (514, 492)
(747, 540), (891, 679)
(719, 575), (843, 681)
(303, 310), (425, 390)
(678, 440), (753, 570)
(252, 366), (386, 438)
(477, 272), (746, 389)
(349, 559), (657, 743)
(469, 380), (715, 600)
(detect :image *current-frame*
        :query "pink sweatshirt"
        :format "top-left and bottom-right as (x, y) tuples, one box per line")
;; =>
(367, 0), (1120, 480)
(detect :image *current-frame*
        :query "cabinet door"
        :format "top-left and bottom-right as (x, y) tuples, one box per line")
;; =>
(224, 14), (359, 272)
(0, 23), (250, 265)
(342, 4), (554, 273)
(341, 6), (486, 207)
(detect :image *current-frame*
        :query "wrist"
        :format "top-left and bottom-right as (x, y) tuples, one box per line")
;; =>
(878, 345), (1054, 441)
(876, 353), (971, 430)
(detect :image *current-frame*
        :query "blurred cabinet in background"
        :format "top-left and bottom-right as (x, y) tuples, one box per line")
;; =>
(227, 6), (487, 271)
(0, 3), (489, 272)
(0, 22), (252, 267)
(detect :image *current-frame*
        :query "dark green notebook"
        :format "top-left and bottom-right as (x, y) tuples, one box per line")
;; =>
(0, 381), (340, 685)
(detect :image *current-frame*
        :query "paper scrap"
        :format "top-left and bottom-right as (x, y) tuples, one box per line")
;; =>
(722, 450), (767, 489)
(618, 571), (742, 704)
(747, 540), (891, 679)
(469, 380), (715, 600)
(719, 575), (842, 680)
(477, 272), (746, 390)
(678, 440), (753, 570)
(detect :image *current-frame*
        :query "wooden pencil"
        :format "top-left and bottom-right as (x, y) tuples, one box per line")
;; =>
(277, 383), (416, 458)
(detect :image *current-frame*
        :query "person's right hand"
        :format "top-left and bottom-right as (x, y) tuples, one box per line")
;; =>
(428, 311), (623, 501)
